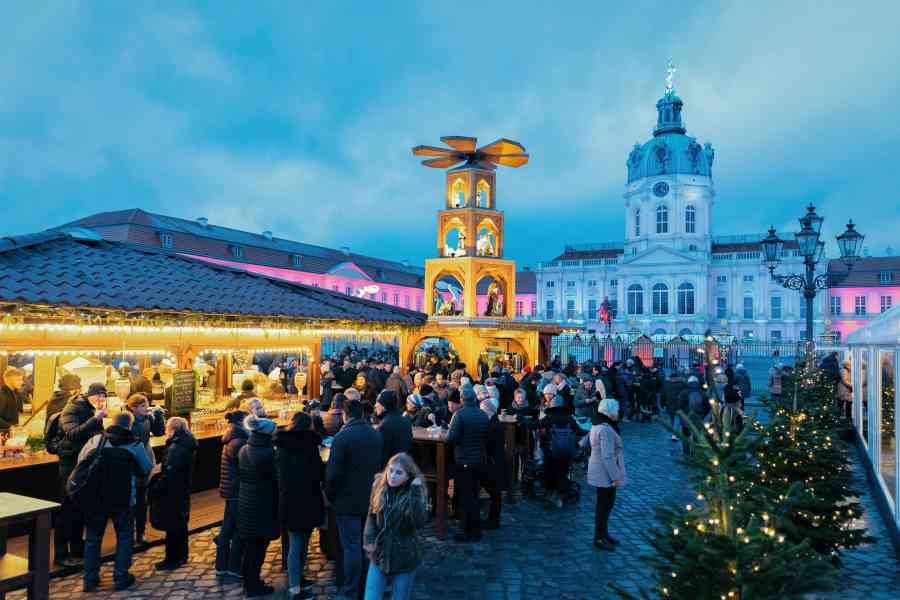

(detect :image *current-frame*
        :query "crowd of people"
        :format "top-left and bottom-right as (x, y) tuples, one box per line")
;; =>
(33, 341), (774, 600)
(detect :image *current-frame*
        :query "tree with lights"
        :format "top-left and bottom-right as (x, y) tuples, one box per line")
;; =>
(614, 398), (834, 599)
(745, 364), (873, 564)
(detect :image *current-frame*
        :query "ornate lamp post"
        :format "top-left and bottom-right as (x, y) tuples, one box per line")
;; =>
(760, 204), (864, 364)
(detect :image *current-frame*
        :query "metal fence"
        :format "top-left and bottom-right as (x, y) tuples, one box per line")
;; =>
(551, 334), (802, 370)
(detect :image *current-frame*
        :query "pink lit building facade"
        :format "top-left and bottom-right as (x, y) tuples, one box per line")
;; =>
(825, 257), (900, 341)
(59, 209), (537, 317)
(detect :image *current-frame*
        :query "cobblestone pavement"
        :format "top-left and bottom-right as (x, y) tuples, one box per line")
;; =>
(9, 418), (899, 600)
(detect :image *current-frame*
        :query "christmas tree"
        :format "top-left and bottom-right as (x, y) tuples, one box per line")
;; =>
(746, 364), (873, 563)
(614, 398), (834, 599)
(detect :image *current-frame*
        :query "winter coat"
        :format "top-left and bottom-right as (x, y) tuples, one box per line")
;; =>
(237, 431), (280, 541)
(446, 398), (490, 466)
(274, 427), (325, 533)
(59, 397), (104, 464)
(677, 379), (707, 420)
(663, 375), (686, 416)
(45, 390), (71, 421)
(323, 409), (344, 436)
(384, 374), (408, 400)
(157, 429), (197, 530)
(587, 419), (626, 489)
(837, 366), (853, 403)
(364, 480), (428, 575)
(530, 405), (582, 454)
(733, 369), (752, 402)
(130, 408), (165, 472)
(769, 369), (783, 396)
(218, 424), (249, 499)
(78, 424), (151, 510)
(0, 384), (24, 430)
(482, 415), (509, 491)
(378, 410), (413, 469)
(573, 386), (597, 420)
(325, 418), (382, 517)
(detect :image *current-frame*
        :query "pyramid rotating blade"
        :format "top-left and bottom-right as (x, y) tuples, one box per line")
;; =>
(421, 156), (465, 168)
(440, 136), (477, 152)
(412, 145), (460, 158)
(484, 153), (529, 168)
(477, 138), (526, 156)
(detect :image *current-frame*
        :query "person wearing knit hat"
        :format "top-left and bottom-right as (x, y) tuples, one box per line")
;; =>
(215, 409), (249, 578)
(588, 397), (625, 551)
(403, 394), (426, 427)
(236, 412), (279, 595)
(533, 384), (583, 509)
(541, 383), (559, 407)
(480, 393), (508, 530)
(59, 373), (82, 392)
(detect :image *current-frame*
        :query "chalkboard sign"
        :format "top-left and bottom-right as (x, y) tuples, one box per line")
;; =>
(168, 369), (197, 416)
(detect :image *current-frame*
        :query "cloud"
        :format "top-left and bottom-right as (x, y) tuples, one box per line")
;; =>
(1, 1), (898, 267)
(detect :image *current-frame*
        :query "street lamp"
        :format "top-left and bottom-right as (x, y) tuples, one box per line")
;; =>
(761, 205), (864, 361)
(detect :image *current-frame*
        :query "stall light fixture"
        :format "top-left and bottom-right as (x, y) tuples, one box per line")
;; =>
(199, 346), (314, 356)
(0, 349), (175, 358)
(0, 322), (402, 338)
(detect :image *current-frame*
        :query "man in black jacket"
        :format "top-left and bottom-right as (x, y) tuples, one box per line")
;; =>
(325, 398), (381, 600)
(447, 385), (490, 542)
(0, 367), (25, 431)
(374, 390), (412, 469)
(56, 382), (107, 566)
(78, 411), (151, 592)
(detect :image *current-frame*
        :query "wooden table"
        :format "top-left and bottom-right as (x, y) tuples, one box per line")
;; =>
(409, 427), (452, 540)
(0, 493), (59, 600)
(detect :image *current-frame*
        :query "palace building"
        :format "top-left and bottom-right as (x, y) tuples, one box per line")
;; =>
(536, 75), (823, 342)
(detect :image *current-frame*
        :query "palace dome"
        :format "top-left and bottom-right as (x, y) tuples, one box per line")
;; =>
(626, 91), (714, 184)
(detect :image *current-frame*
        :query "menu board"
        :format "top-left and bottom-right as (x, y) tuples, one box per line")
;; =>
(168, 369), (197, 416)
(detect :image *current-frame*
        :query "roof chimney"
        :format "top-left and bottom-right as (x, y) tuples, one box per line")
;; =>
(340, 246), (351, 256)
(262, 230), (273, 240)
(401, 259), (409, 269)
(196, 217), (209, 227)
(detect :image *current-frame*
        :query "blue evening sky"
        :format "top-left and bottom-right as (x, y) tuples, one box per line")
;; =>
(2, 2), (899, 267)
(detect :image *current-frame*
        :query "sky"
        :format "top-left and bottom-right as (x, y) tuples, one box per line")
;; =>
(2, 1), (899, 268)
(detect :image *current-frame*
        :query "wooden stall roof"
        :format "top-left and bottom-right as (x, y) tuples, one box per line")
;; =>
(0, 231), (427, 326)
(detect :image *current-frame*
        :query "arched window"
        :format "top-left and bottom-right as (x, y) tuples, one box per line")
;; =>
(679, 328), (693, 336)
(634, 209), (641, 237)
(678, 282), (695, 315)
(652, 283), (669, 314)
(477, 180), (490, 208)
(451, 179), (466, 208)
(685, 205), (696, 234)
(656, 204), (668, 234)
(653, 328), (667, 336)
(627, 284), (644, 315)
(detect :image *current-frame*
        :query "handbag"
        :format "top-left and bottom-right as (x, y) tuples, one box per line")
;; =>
(148, 470), (168, 531)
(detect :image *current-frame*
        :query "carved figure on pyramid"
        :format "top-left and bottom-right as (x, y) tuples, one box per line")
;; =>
(485, 281), (504, 316)
(476, 231), (494, 256)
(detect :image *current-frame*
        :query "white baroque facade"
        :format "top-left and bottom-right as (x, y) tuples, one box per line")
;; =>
(536, 85), (824, 342)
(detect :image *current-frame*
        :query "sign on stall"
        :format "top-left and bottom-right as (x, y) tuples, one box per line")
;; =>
(167, 369), (197, 416)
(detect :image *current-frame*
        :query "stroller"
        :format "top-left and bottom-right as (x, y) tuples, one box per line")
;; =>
(521, 430), (582, 505)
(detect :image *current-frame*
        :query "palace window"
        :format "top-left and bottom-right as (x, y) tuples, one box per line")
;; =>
(881, 295), (892, 313)
(716, 297), (727, 319)
(546, 300), (555, 319)
(855, 296), (866, 316)
(743, 296), (754, 320)
(159, 232), (174, 249)
(685, 205), (696, 234)
(879, 271), (893, 284)
(652, 283), (669, 314)
(546, 280), (555, 288)
(531, 301), (537, 316)
(830, 296), (841, 316)
(588, 299), (597, 318)
(628, 284), (644, 315)
(656, 205), (668, 234)
(291, 254), (303, 267)
(229, 245), (245, 259)
(678, 282), (695, 315)
(716, 275), (727, 284)
(771, 330), (782, 341)
(346, 286), (353, 295)
(608, 299), (618, 318)
(394, 293), (400, 306)
(743, 274), (754, 283)
(516, 301), (523, 317)
(634, 209), (641, 237)
(404, 296), (410, 308)
(770, 296), (782, 320)
(566, 299), (576, 320)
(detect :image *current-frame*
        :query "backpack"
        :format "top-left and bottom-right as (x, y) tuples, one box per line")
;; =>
(65, 437), (106, 511)
(688, 391), (706, 417)
(549, 423), (576, 460)
(43, 412), (65, 455)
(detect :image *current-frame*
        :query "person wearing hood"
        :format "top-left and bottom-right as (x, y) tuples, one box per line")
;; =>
(722, 383), (744, 433)
(587, 399), (626, 551)
(78, 411), (151, 592)
(274, 412), (324, 600)
(237, 413), (280, 597)
(155, 417), (198, 571)
(125, 393), (166, 547)
(215, 409), (249, 580)
(573, 377), (597, 421)
(56, 382), (108, 567)
(732, 364), (751, 410)
(375, 390), (413, 469)
(677, 376), (705, 455)
(479, 399), (509, 530)
(530, 391), (582, 508)
(447, 385), (490, 542)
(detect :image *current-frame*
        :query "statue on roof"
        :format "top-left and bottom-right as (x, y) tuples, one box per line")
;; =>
(665, 60), (676, 95)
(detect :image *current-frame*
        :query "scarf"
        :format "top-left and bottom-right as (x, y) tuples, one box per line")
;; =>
(596, 412), (621, 436)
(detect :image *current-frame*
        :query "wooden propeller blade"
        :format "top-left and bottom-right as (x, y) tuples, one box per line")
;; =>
(421, 156), (465, 168)
(412, 145), (459, 158)
(477, 138), (526, 156)
(440, 136), (477, 152)
(484, 153), (529, 168)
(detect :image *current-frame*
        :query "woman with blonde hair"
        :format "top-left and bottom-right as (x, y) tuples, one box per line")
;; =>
(363, 453), (428, 600)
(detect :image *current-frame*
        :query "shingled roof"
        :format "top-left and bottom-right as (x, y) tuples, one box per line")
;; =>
(0, 231), (426, 325)
(59, 209), (425, 288)
(826, 256), (900, 288)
